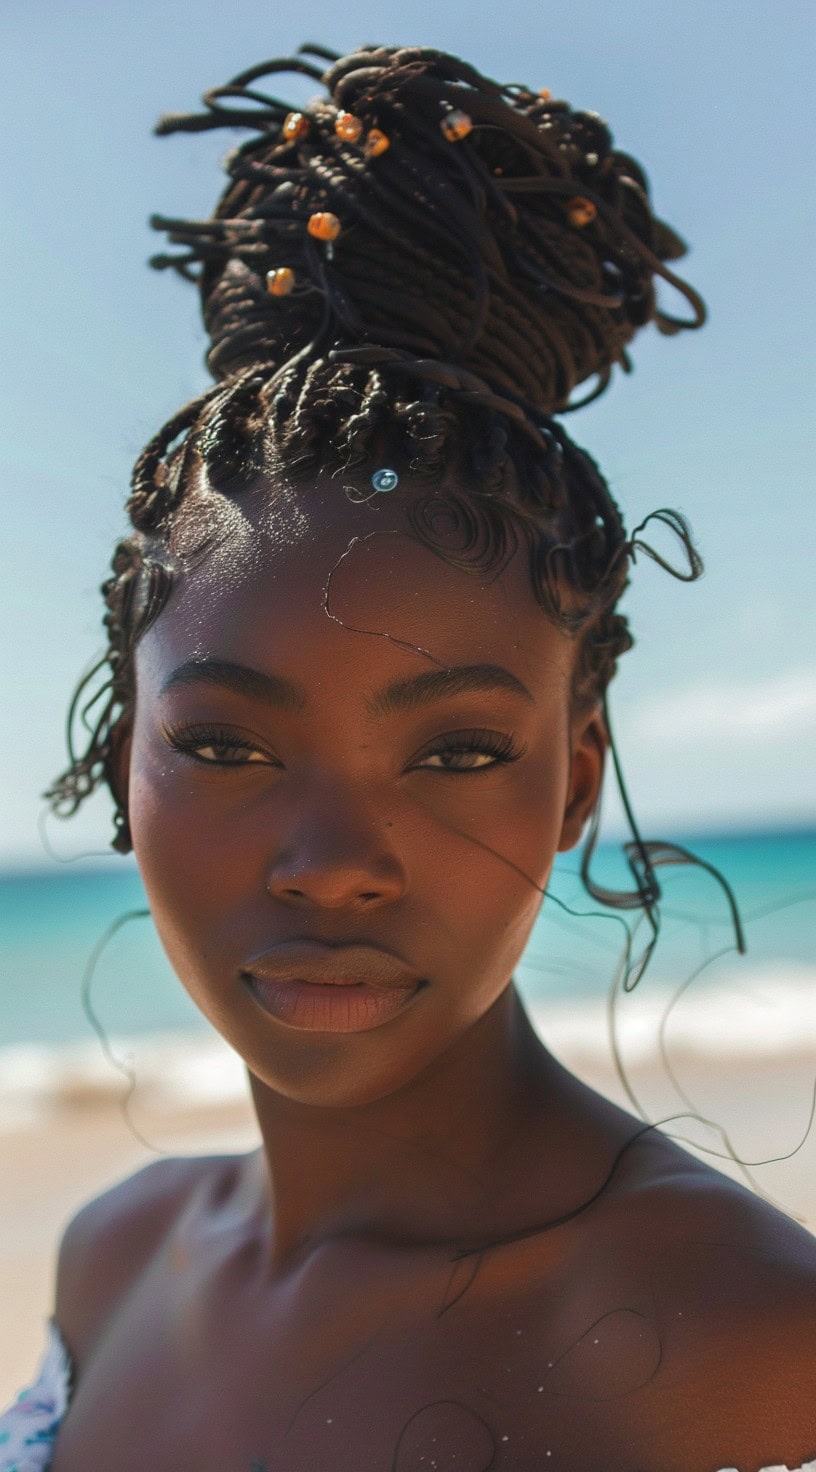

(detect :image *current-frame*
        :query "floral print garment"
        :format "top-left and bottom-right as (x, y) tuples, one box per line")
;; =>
(0, 1320), (73, 1472)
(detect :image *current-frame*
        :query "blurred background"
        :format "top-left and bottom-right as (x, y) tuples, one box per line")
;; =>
(1, 0), (814, 1399)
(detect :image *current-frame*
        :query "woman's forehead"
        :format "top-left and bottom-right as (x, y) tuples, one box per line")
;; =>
(138, 480), (574, 697)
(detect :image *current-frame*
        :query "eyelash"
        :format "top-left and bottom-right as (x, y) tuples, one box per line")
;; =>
(163, 724), (524, 774)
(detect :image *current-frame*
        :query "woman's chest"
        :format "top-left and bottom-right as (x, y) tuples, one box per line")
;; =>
(50, 1227), (666, 1472)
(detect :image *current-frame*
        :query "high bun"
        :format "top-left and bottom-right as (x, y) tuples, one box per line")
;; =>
(46, 41), (706, 850)
(150, 43), (704, 401)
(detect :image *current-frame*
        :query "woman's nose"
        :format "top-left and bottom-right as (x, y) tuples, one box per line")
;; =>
(265, 790), (406, 911)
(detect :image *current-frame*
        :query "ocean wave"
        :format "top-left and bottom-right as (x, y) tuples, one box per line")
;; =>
(0, 1031), (247, 1131)
(530, 960), (816, 1064)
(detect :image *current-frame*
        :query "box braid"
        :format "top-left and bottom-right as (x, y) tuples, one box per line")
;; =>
(48, 42), (747, 975)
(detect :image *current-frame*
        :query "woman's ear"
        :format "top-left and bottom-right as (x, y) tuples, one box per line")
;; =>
(108, 721), (133, 811)
(557, 706), (607, 853)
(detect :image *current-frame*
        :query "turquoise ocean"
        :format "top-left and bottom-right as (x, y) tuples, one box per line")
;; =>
(1, 829), (814, 1128)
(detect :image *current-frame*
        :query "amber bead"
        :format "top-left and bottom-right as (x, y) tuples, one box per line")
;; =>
(538, 87), (552, 101)
(567, 196), (597, 227)
(363, 128), (390, 158)
(266, 267), (295, 297)
(335, 111), (363, 143)
(440, 109), (473, 142)
(282, 111), (309, 142)
(307, 211), (342, 242)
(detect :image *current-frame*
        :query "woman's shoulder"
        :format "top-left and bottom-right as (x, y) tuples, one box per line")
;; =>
(592, 1124), (816, 1328)
(53, 1150), (229, 1379)
(622, 1131), (816, 1277)
(587, 1137), (816, 1470)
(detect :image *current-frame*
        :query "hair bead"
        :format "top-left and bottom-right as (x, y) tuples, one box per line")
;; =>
(440, 109), (473, 142)
(282, 111), (310, 141)
(266, 267), (295, 297)
(567, 196), (597, 227)
(307, 211), (342, 241)
(363, 128), (390, 158)
(538, 87), (552, 101)
(371, 468), (399, 492)
(335, 111), (364, 143)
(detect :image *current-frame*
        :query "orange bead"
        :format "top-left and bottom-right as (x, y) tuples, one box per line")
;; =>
(538, 87), (552, 101)
(335, 111), (363, 143)
(307, 211), (342, 242)
(440, 109), (473, 142)
(363, 128), (390, 158)
(282, 111), (309, 141)
(266, 267), (295, 297)
(567, 196), (597, 227)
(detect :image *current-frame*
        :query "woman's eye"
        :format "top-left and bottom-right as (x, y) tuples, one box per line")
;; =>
(411, 731), (523, 773)
(165, 727), (276, 766)
(191, 741), (265, 765)
(419, 750), (500, 770)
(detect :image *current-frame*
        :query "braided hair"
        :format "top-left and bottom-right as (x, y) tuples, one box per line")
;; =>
(46, 42), (707, 888)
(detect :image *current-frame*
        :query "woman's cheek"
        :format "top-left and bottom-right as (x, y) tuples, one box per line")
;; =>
(127, 744), (236, 953)
(409, 765), (562, 954)
(420, 758), (564, 883)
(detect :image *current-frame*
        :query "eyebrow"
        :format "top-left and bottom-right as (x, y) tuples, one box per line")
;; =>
(160, 659), (534, 714)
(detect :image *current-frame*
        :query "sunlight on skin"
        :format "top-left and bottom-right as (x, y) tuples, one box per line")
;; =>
(92, 475), (816, 1472)
(123, 473), (604, 1121)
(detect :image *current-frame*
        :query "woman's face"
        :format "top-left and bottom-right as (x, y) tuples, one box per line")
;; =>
(120, 476), (605, 1107)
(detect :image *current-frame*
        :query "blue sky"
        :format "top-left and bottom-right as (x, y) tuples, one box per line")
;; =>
(2, 0), (814, 867)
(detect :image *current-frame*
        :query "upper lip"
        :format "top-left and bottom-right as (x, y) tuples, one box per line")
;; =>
(241, 941), (424, 990)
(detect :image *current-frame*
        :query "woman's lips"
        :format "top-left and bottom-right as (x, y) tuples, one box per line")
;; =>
(241, 941), (426, 1033)
(245, 975), (424, 1032)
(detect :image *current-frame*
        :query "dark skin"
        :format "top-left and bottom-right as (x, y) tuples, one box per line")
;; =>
(52, 473), (816, 1472)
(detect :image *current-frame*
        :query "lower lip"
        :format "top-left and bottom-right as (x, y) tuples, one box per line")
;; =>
(245, 976), (425, 1032)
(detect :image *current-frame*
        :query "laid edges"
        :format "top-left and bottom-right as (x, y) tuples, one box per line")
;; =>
(0, 1317), (75, 1471)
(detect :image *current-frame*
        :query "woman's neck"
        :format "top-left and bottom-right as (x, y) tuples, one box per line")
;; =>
(238, 984), (577, 1280)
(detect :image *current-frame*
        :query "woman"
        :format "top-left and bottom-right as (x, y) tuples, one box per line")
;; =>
(2, 41), (814, 1472)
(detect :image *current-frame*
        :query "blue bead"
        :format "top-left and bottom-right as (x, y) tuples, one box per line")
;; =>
(371, 468), (399, 493)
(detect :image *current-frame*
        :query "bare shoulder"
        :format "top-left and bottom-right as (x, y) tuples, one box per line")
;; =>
(597, 1136), (816, 1470)
(625, 1132), (816, 1279)
(53, 1151), (232, 1376)
(603, 1129), (816, 1321)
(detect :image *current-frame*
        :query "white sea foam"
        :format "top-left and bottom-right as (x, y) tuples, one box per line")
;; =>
(0, 963), (814, 1128)
(0, 1031), (250, 1132)
(529, 960), (816, 1065)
